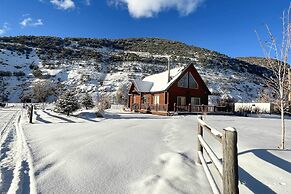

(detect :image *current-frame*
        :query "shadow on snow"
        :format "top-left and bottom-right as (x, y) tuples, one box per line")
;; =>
(238, 148), (290, 194)
(43, 111), (76, 123)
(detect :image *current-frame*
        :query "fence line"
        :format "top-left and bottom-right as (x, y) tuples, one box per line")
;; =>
(197, 115), (238, 194)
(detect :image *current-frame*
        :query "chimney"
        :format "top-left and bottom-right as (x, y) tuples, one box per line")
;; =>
(168, 56), (171, 83)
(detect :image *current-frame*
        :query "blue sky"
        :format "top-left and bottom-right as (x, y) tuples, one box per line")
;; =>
(0, 0), (289, 58)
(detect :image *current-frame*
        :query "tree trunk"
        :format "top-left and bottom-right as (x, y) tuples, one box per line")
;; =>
(280, 99), (286, 149)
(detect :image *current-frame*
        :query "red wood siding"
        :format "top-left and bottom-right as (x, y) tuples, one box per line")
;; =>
(167, 66), (209, 111)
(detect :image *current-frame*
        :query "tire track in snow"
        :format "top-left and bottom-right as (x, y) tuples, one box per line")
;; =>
(1, 110), (37, 194)
(0, 110), (19, 193)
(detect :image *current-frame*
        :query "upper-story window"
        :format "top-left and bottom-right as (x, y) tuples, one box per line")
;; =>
(189, 73), (198, 89)
(177, 72), (198, 89)
(177, 73), (188, 88)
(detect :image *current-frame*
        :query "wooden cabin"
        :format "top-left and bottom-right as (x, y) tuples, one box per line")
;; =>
(128, 64), (211, 115)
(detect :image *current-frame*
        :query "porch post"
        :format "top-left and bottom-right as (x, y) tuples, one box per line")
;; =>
(131, 95), (134, 111)
(139, 93), (142, 111)
(167, 92), (170, 112)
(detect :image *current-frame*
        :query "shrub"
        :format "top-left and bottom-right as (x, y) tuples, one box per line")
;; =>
(13, 71), (25, 76)
(32, 69), (43, 78)
(56, 91), (79, 116)
(96, 94), (111, 112)
(81, 93), (94, 110)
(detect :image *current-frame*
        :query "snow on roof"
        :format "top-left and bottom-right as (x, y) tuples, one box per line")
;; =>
(133, 66), (185, 92)
(133, 79), (153, 92)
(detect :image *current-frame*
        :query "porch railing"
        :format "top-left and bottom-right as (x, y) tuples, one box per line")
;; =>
(140, 103), (168, 112)
(175, 104), (215, 113)
(137, 103), (231, 113)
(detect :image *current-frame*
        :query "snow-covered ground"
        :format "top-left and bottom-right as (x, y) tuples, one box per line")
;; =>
(0, 108), (36, 194)
(1, 109), (291, 193)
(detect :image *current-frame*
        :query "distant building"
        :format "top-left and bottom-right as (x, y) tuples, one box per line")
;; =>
(128, 64), (211, 115)
(234, 102), (274, 114)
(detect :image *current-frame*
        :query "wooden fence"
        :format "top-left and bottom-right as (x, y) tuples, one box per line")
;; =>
(27, 105), (34, 123)
(197, 115), (238, 194)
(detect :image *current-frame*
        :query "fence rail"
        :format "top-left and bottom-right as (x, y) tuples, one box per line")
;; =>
(140, 103), (168, 112)
(197, 115), (238, 194)
(136, 103), (233, 113)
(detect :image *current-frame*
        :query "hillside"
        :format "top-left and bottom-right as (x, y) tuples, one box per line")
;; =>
(0, 36), (270, 103)
(236, 57), (280, 69)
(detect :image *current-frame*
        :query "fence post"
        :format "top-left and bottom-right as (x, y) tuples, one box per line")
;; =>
(222, 127), (239, 194)
(29, 105), (34, 124)
(197, 115), (203, 165)
(188, 103), (191, 112)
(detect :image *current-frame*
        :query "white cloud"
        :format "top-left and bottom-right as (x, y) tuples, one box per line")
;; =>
(50, 0), (75, 10)
(85, 0), (91, 6)
(111, 0), (204, 18)
(20, 17), (44, 27)
(0, 23), (9, 35)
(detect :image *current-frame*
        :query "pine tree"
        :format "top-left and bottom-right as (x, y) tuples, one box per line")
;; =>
(81, 93), (94, 110)
(56, 91), (79, 116)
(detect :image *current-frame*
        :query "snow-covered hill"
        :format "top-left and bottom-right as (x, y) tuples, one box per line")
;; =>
(0, 36), (270, 103)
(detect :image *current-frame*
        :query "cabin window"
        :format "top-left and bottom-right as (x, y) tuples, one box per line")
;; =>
(191, 97), (200, 106)
(177, 96), (186, 106)
(177, 73), (188, 88)
(154, 95), (160, 104)
(178, 72), (198, 89)
(189, 73), (198, 89)
(142, 96), (147, 104)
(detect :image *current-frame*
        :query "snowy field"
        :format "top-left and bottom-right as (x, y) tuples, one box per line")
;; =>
(1, 108), (291, 194)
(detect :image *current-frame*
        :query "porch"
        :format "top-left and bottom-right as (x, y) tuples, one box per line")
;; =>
(135, 103), (233, 115)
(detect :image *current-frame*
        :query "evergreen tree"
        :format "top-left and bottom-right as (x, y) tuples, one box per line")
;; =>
(81, 93), (94, 110)
(56, 91), (79, 116)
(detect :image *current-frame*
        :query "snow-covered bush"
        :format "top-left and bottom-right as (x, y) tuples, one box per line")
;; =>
(56, 91), (79, 116)
(96, 94), (111, 113)
(81, 93), (94, 110)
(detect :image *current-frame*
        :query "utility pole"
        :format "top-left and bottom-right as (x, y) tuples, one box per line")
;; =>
(167, 56), (171, 83)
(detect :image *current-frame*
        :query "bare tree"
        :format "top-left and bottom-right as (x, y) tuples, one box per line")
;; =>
(116, 84), (129, 105)
(96, 94), (111, 113)
(32, 80), (55, 103)
(255, 3), (291, 149)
